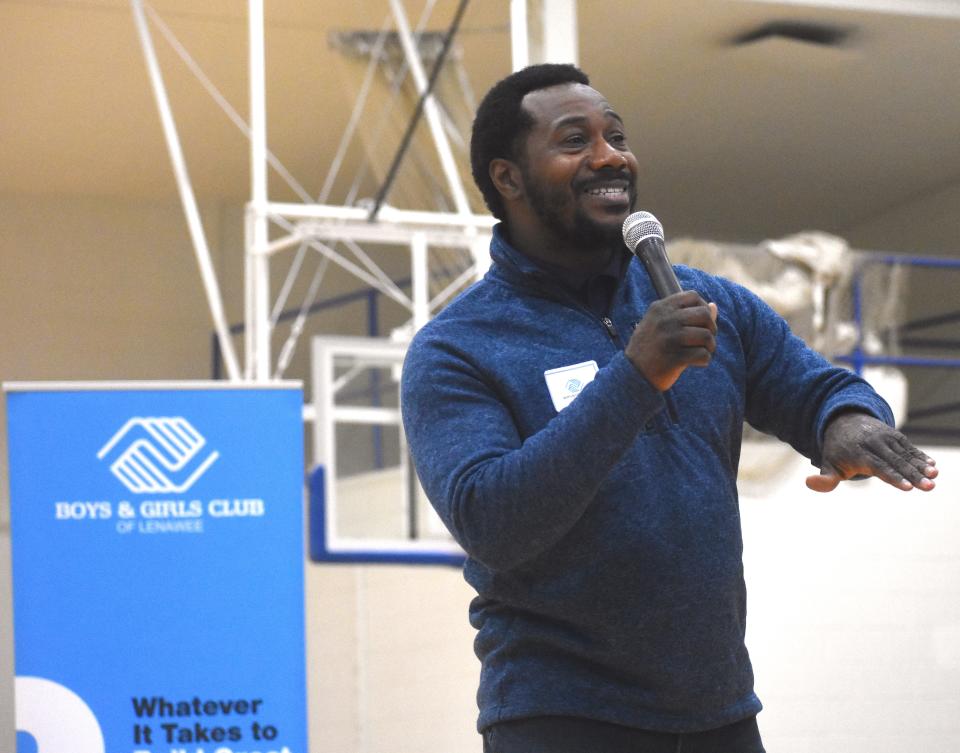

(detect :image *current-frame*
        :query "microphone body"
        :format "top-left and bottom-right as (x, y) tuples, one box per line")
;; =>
(633, 235), (682, 299)
(621, 212), (682, 299)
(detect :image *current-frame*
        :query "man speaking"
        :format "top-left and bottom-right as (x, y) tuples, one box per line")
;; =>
(400, 64), (937, 753)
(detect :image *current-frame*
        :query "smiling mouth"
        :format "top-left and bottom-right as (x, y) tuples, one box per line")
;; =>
(585, 185), (626, 196)
(582, 182), (631, 204)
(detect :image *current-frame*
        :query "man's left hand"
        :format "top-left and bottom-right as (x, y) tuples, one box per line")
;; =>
(806, 412), (938, 493)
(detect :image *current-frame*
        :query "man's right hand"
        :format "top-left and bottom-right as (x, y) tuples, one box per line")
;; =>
(625, 291), (718, 392)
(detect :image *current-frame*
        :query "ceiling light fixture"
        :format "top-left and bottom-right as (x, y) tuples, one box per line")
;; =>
(731, 20), (855, 46)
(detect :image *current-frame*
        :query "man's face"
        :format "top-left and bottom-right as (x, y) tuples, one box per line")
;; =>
(516, 83), (639, 253)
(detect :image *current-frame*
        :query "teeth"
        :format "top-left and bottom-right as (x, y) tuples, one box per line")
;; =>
(586, 186), (625, 196)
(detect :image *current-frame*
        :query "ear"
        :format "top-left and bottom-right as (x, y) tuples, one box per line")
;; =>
(489, 158), (524, 202)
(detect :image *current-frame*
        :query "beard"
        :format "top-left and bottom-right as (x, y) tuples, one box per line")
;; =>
(522, 166), (637, 255)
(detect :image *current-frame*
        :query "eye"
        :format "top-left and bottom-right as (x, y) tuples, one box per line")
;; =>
(608, 131), (627, 147)
(563, 134), (586, 147)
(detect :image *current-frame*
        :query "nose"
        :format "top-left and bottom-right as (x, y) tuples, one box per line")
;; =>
(588, 138), (629, 171)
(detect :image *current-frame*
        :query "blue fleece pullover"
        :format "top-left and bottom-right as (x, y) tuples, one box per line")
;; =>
(400, 226), (893, 733)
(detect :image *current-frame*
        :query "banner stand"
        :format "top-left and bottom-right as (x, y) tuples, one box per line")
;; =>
(4, 381), (308, 753)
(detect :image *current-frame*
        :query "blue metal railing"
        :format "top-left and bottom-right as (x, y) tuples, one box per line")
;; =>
(838, 253), (960, 440)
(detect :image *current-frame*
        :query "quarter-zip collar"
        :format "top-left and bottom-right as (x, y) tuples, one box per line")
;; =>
(488, 223), (552, 283)
(488, 222), (630, 317)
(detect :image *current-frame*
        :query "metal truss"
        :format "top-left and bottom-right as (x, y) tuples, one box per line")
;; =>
(129, 0), (960, 559)
(130, 0), (578, 384)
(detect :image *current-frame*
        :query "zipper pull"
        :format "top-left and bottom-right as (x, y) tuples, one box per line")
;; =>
(601, 316), (618, 340)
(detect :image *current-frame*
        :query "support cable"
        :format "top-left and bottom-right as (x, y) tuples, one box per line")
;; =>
(273, 234), (408, 341)
(274, 256), (331, 379)
(342, 238), (411, 304)
(131, 0), (241, 381)
(368, 0), (471, 221)
(318, 13), (393, 204)
(267, 213), (413, 310)
(342, 59), (405, 207)
(332, 363), (370, 394)
(454, 56), (478, 114)
(143, 1), (314, 205)
(429, 264), (478, 312)
(302, 3), (437, 376)
(270, 242), (309, 325)
(389, 0), (471, 215)
(342, 1), (438, 207)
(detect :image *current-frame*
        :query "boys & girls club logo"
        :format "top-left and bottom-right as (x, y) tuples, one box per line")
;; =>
(97, 417), (219, 494)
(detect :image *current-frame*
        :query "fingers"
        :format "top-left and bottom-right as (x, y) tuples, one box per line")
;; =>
(806, 462), (842, 493)
(674, 301), (718, 367)
(663, 292), (719, 334)
(804, 451), (912, 493)
(879, 433), (937, 491)
(860, 444), (918, 491)
(814, 423), (938, 493)
(666, 290), (708, 308)
(676, 324), (717, 350)
(855, 429), (936, 491)
(673, 328), (715, 367)
(650, 294), (718, 359)
(627, 293), (720, 391)
(889, 432), (938, 482)
(657, 313), (715, 368)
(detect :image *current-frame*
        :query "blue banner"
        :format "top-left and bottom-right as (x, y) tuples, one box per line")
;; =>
(5, 383), (307, 753)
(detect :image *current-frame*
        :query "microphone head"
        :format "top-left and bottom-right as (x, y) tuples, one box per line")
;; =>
(622, 211), (664, 253)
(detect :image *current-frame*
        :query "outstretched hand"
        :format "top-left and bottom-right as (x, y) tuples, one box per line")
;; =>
(806, 412), (937, 493)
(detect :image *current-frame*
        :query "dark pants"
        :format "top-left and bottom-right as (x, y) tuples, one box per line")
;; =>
(483, 715), (765, 753)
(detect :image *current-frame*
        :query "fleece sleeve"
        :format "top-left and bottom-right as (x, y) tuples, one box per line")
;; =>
(401, 339), (663, 572)
(720, 277), (894, 466)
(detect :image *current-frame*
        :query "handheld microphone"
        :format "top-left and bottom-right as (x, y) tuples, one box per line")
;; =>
(622, 211), (682, 299)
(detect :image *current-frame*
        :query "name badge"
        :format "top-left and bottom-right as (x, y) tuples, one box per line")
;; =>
(544, 360), (599, 412)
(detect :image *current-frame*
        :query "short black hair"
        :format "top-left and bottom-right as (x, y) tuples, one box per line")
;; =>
(470, 63), (590, 221)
